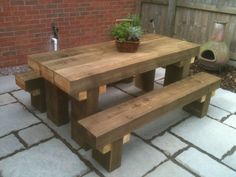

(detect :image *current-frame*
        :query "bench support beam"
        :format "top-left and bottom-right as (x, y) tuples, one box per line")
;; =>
(184, 93), (212, 118)
(135, 70), (155, 91)
(71, 87), (99, 148)
(164, 59), (191, 86)
(45, 81), (69, 126)
(92, 138), (123, 172)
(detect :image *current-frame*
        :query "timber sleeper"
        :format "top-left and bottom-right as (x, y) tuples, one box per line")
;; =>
(15, 70), (46, 112)
(77, 72), (221, 172)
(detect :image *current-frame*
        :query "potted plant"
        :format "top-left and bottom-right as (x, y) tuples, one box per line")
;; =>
(111, 15), (142, 53)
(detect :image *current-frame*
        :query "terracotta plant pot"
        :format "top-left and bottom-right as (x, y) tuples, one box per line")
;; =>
(115, 40), (140, 53)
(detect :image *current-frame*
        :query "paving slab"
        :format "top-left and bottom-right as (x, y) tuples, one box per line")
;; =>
(223, 149), (236, 170)
(79, 136), (166, 177)
(135, 107), (189, 140)
(37, 113), (80, 149)
(83, 171), (100, 177)
(0, 134), (24, 158)
(0, 103), (40, 137)
(171, 116), (236, 159)
(0, 75), (19, 94)
(151, 132), (188, 156)
(99, 86), (133, 110)
(207, 105), (231, 121)
(115, 82), (163, 97)
(11, 90), (36, 111)
(155, 67), (166, 81)
(145, 160), (194, 177)
(0, 93), (16, 106)
(18, 124), (54, 146)
(211, 88), (236, 113)
(224, 115), (236, 129)
(176, 147), (236, 177)
(0, 139), (89, 177)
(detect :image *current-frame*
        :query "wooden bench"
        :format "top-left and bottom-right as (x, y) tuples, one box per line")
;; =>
(77, 72), (221, 172)
(15, 71), (46, 112)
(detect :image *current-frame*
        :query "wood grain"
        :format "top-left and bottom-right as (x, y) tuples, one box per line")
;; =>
(28, 35), (199, 97)
(78, 72), (221, 149)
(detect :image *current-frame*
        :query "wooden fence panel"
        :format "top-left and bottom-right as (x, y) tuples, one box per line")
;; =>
(139, 0), (236, 60)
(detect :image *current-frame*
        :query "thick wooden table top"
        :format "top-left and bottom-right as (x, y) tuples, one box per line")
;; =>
(28, 34), (200, 96)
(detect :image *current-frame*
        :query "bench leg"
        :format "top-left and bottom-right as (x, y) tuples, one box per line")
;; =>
(71, 87), (99, 148)
(31, 88), (46, 113)
(164, 60), (191, 86)
(183, 93), (211, 118)
(92, 138), (123, 172)
(45, 81), (69, 126)
(135, 70), (155, 92)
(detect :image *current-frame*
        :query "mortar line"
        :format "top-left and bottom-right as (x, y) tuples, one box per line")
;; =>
(8, 91), (104, 177)
(169, 131), (236, 172)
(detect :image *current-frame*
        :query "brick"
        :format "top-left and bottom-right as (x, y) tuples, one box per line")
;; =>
(0, 0), (136, 67)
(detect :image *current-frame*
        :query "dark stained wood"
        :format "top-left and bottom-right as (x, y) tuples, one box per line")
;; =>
(70, 87), (99, 148)
(15, 71), (46, 112)
(45, 80), (69, 126)
(92, 138), (123, 172)
(184, 92), (212, 117)
(164, 59), (191, 86)
(135, 70), (155, 91)
(78, 72), (221, 150)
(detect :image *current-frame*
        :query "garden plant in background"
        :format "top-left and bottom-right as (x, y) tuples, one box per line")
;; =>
(111, 14), (142, 53)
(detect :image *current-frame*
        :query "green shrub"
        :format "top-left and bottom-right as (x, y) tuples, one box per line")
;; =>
(111, 14), (142, 42)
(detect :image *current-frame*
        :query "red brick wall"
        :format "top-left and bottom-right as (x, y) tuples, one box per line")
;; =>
(0, 0), (136, 67)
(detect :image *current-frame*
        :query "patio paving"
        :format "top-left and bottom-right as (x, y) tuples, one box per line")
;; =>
(0, 68), (236, 177)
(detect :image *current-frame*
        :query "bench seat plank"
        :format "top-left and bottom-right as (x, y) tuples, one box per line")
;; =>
(78, 72), (221, 149)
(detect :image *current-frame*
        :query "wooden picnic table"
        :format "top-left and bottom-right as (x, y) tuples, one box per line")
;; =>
(28, 34), (199, 144)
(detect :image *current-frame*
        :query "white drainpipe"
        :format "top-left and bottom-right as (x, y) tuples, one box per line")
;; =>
(51, 37), (58, 51)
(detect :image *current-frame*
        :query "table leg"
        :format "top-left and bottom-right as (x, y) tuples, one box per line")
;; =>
(71, 87), (99, 148)
(45, 80), (69, 126)
(30, 79), (46, 113)
(135, 70), (155, 92)
(164, 59), (191, 86)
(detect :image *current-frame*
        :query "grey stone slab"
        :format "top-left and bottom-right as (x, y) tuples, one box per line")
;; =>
(135, 107), (189, 140)
(0, 93), (16, 106)
(151, 132), (188, 156)
(211, 88), (236, 113)
(115, 82), (162, 97)
(155, 67), (166, 81)
(0, 75), (19, 94)
(99, 86), (133, 110)
(207, 105), (231, 121)
(0, 139), (89, 177)
(176, 148), (236, 177)
(171, 117), (236, 159)
(37, 113), (80, 149)
(11, 90), (36, 111)
(146, 160), (194, 177)
(223, 150), (236, 170)
(83, 172), (100, 177)
(0, 134), (24, 158)
(79, 136), (166, 177)
(18, 124), (54, 146)
(224, 115), (236, 129)
(0, 103), (40, 137)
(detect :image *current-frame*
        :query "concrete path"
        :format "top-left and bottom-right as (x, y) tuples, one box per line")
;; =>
(0, 68), (235, 177)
